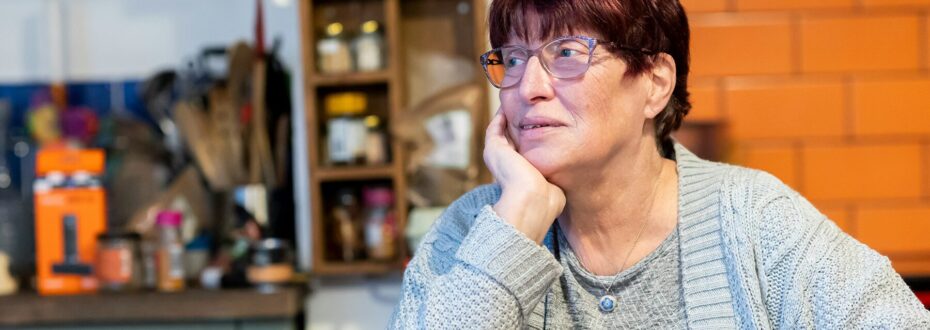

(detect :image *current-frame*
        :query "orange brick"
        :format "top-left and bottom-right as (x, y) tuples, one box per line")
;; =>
(925, 143), (930, 198)
(800, 14), (921, 73)
(736, 0), (853, 11)
(853, 78), (930, 136)
(820, 206), (854, 235)
(926, 15), (930, 70)
(861, 0), (930, 7)
(725, 79), (846, 140)
(687, 83), (721, 122)
(681, 0), (729, 13)
(803, 143), (923, 200)
(691, 14), (793, 76)
(731, 145), (799, 188)
(857, 206), (930, 255)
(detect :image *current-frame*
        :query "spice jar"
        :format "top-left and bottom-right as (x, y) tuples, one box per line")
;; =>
(96, 232), (141, 292)
(364, 115), (388, 165)
(317, 22), (353, 74)
(325, 92), (367, 166)
(353, 20), (385, 72)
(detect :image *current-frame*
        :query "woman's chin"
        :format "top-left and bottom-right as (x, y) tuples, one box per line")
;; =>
(521, 149), (565, 179)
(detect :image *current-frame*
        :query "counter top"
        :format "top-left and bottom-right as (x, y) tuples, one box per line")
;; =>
(0, 287), (303, 326)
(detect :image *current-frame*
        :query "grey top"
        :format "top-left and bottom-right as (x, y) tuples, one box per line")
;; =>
(389, 143), (930, 329)
(555, 223), (686, 329)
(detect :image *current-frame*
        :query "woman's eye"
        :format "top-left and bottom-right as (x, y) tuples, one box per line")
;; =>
(506, 57), (526, 68)
(559, 48), (580, 57)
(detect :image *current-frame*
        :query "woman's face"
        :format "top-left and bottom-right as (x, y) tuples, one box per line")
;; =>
(499, 32), (654, 183)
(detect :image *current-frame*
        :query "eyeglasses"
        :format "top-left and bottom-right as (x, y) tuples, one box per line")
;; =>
(479, 35), (655, 88)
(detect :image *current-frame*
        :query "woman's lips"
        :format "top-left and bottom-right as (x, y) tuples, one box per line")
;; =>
(516, 117), (566, 140)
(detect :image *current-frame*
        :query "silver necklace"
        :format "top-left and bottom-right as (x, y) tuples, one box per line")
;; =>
(584, 165), (664, 313)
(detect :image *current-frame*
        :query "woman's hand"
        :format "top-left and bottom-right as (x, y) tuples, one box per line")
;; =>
(483, 109), (566, 244)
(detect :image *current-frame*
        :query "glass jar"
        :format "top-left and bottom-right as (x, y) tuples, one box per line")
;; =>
(332, 189), (362, 262)
(353, 20), (385, 72)
(325, 92), (367, 166)
(363, 115), (388, 165)
(317, 22), (353, 74)
(96, 231), (142, 292)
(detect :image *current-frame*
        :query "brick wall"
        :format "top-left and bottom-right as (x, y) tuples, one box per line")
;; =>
(680, 0), (930, 275)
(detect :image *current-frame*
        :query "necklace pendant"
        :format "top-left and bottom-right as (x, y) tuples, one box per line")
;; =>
(598, 295), (617, 312)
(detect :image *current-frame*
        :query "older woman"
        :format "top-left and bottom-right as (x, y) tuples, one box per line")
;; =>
(390, 0), (930, 328)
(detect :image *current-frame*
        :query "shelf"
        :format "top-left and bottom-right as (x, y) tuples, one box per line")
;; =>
(311, 260), (403, 276)
(310, 70), (391, 87)
(313, 165), (395, 182)
(0, 288), (303, 326)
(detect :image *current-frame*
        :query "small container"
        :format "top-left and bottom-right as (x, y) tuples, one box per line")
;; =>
(247, 239), (294, 294)
(155, 211), (185, 292)
(363, 115), (388, 165)
(0, 252), (17, 296)
(96, 231), (141, 292)
(353, 20), (385, 72)
(363, 187), (396, 261)
(317, 22), (353, 74)
(332, 189), (362, 262)
(325, 93), (367, 165)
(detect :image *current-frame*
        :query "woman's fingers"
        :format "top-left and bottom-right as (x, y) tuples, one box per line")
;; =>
(485, 109), (507, 144)
(483, 110), (565, 243)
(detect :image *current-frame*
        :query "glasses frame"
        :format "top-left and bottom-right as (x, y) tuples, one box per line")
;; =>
(479, 35), (656, 88)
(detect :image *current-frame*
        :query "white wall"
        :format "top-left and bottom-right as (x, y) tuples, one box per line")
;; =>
(0, 0), (300, 82)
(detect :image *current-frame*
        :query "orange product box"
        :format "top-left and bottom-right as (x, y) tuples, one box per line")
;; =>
(34, 148), (107, 295)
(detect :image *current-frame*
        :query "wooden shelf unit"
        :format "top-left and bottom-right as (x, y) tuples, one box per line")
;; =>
(298, 0), (490, 276)
(299, 0), (409, 276)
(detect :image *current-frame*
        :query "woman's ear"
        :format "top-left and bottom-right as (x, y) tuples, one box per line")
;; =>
(643, 53), (677, 119)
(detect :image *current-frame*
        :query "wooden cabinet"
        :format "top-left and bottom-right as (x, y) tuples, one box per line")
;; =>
(298, 0), (490, 275)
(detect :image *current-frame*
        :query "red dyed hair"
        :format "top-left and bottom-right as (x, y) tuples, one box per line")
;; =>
(488, 0), (692, 153)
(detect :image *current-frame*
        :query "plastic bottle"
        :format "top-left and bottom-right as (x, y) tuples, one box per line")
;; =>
(155, 211), (185, 292)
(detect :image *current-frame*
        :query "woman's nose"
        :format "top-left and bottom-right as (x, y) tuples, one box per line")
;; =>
(518, 56), (555, 104)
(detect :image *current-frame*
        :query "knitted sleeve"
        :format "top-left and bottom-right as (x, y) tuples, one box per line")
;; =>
(749, 172), (930, 328)
(389, 185), (563, 329)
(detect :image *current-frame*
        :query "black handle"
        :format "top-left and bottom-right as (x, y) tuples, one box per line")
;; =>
(62, 214), (78, 263)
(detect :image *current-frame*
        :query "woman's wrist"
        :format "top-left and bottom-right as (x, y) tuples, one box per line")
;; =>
(493, 189), (549, 244)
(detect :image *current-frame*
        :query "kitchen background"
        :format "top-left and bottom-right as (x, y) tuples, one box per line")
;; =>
(0, 0), (927, 329)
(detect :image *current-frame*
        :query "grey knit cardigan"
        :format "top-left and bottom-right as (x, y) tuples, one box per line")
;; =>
(390, 143), (930, 329)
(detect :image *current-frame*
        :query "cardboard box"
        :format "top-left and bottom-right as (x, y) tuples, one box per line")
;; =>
(34, 148), (107, 295)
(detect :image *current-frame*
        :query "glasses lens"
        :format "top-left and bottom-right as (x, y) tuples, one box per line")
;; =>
(542, 38), (592, 79)
(483, 50), (507, 87)
(499, 47), (529, 88)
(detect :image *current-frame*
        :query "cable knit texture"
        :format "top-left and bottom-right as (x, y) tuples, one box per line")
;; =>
(389, 143), (930, 329)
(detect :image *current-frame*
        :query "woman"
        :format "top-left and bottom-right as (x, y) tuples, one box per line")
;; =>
(391, 0), (930, 328)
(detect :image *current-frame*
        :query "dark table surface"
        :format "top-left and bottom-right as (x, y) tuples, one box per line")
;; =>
(0, 287), (303, 326)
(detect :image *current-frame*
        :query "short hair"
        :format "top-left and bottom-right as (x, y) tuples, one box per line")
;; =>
(488, 0), (691, 154)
